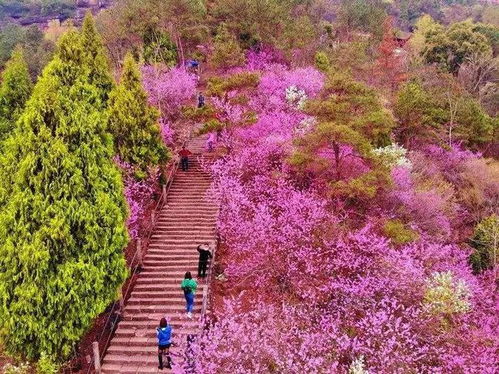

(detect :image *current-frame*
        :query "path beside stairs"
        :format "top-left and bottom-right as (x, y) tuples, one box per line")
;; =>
(101, 135), (217, 373)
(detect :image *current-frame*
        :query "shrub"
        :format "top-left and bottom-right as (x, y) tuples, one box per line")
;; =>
(470, 214), (498, 272)
(314, 51), (330, 72)
(36, 353), (59, 374)
(382, 219), (419, 245)
(423, 271), (471, 315)
(2, 362), (30, 374)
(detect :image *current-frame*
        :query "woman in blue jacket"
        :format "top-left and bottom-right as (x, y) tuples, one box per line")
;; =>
(157, 317), (173, 370)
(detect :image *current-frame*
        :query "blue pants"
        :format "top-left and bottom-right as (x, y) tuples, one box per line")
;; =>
(181, 157), (189, 171)
(185, 292), (194, 313)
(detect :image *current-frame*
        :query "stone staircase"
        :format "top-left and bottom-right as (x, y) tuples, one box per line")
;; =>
(101, 135), (217, 373)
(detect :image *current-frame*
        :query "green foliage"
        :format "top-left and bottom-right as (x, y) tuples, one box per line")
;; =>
(394, 77), (495, 147)
(470, 214), (498, 272)
(206, 71), (260, 97)
(290, 72), (394, 201)
(2, 362), (30, 374)
(0, 29), (128, 361)
(382, 219), (419, 245)
(36, 353), (58, 374)
(0, 46), (32, 140)
(182, 104), (217, 122)
(314, 51), (330, 72)
(423, 271), (471, 315)
(0, 24), (54, 79)
(410, 14), (441, 60)
(198, 119), (224, 135)
(210, 23), (246, 69)
(210, 0), (297, 49)
(143, 25), (177, 66)
(394, 79), (446, 143)
(336, 0), (388, 39)
(0, 0), (76, 22)
(81, 12), (115, 107)
(107, 53), (168, 177)
(423, 20), (493, 74)
(96, 0), (207, 68)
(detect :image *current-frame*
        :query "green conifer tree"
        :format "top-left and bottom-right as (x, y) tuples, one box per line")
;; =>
(80, 12), (115, 106)
(107, 53), (168, 177)
(210, 23), (246, 69)
(0, 46), (32, 140)
(0, 29), (128, 361)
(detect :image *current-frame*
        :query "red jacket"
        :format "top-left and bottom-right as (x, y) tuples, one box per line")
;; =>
(179, 149), (192, 157)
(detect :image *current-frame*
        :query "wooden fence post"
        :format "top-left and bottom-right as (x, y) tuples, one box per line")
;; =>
(137, 238), (143, 269)
(92, 341), (101, 374)
(118, 287), (125, 316)
(162, 183), (167, 198)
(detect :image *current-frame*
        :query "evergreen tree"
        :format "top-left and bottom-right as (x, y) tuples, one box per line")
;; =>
(0, 46), (32, 140)
(80, 12), (115, 106)
(0, 29), (128, 361)
(107, 53), (168, 178)
(289, 72), (394, 201)
(210, 23), (246, 70)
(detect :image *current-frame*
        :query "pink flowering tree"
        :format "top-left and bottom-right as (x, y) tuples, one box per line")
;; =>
(142, 65), (197, 147)
(114, 157), (159, 239)
(174, 53), (498, 372)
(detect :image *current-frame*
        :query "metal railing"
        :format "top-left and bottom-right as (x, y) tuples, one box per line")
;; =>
(199, 232), (220, 327)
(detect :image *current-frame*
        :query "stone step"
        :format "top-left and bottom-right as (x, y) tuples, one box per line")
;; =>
(132, 280), (205, 294)
(102, 363), (174, 373)
(130, 291), (196, 299)
(150, 233), (214, 239)
(111, 332), (197, 345)
(107, 345), (184, 356)
(153, 219), (216, 224)
(123, 304), (201, 314)
(127, 296), (194, 305)
(119, 316), (200, 326)
(144, 249), (211, 255)
(141, 253), (200, 260)
(135, 277), (205, 285)
(142, 255), (202, 262)
(140, 264), (202, 272)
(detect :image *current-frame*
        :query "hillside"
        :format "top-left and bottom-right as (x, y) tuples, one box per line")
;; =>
(0, 0), (497, 373)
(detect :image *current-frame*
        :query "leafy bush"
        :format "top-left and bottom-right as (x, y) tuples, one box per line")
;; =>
(206, 72), (261, 97)
(423, 271), (471, 315)
(36, 353), (59, 374)
(382, 219), (419, 245)
(2, 362), (30, 374)
(470, 214), (498, 272)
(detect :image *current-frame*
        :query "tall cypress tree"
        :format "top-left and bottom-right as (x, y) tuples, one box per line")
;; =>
(107, 53), (168, 177)
(0, 46), (32, 140)
(0, 29), (128, 360)
(80, 12), (115, 106)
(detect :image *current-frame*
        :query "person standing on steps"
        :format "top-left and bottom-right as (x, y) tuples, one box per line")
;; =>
(157, 317), (173, 370)
(197, 243), (212, 278)
(197, 92), (205, 108)
(181, 271), (197, 319)
(179, 146), (192, 171)
(207, 132), (215, 152)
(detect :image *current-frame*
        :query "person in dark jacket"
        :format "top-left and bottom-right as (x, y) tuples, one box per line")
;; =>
(197, 243), (212, 278)
(197, 92), (205, 108)
(179, 146), (192, 171)
(157, 317), (173, 369)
